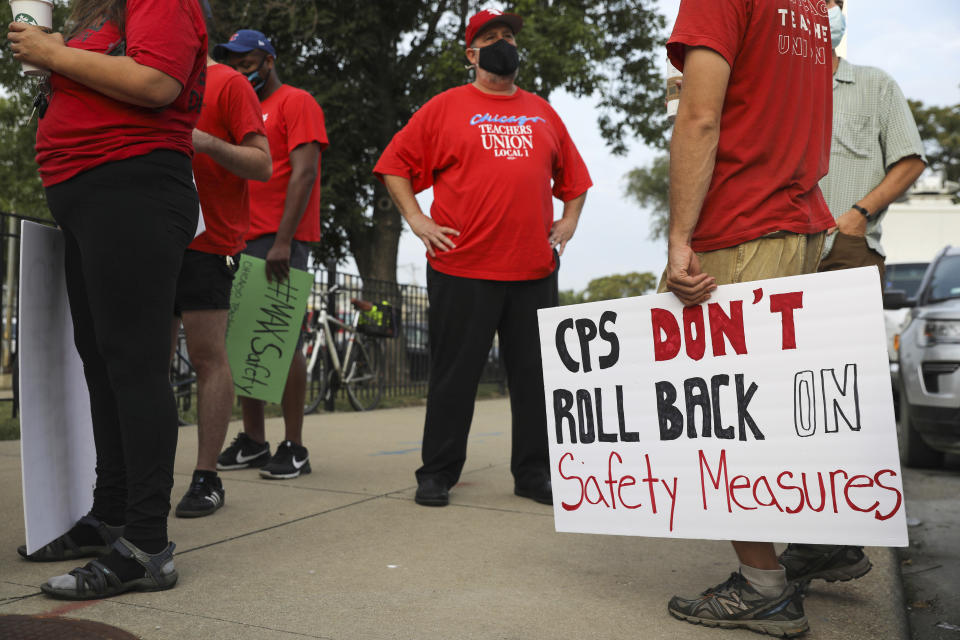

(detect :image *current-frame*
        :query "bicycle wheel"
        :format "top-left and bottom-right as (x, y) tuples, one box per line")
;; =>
(170, 335), (196, 424)
(303, 332), (328, 414)
(344, 337), (385, 411)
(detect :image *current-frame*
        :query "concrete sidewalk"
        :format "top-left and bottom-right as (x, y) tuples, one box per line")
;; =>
(0, 398), (908, 639)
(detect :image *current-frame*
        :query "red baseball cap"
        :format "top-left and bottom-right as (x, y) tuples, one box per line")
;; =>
(465, 9), (523, 47)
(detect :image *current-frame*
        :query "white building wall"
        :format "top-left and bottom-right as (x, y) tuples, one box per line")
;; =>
(881, 196), (960, 264)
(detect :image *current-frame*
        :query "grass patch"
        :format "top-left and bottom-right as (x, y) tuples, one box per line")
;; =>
(0, 414), (20, 441)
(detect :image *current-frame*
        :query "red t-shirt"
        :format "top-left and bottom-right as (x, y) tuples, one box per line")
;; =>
(374, 84), (592, 281)
(190, 64), (266, 255)
(247, 85), (328, 243)
(667, 0), (835, 252)
(36, 0), (207, 187)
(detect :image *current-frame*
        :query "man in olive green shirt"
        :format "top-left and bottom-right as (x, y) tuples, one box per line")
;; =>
(816, 0), (926, 285)
(778, 0), (926, 590)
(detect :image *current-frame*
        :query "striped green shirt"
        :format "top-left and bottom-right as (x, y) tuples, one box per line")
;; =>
(820, 58), (926, 259)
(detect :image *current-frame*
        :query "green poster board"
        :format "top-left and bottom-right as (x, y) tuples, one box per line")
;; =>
(226, 255), (313, 403)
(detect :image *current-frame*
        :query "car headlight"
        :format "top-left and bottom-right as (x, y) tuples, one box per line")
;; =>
(917, 319), (960, 346)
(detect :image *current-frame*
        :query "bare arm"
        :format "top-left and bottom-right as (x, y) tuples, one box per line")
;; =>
(264, 142), (320, 282)
(8, 23), (182, 108)
(194, 130), (272, 182)
(665, 47), (730, 306)
(549, 191), (587, 256)
(382, 174), (460, 257)
(832, 155), (927, 236)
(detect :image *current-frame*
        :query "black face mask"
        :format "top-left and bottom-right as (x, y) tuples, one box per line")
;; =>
(476, 38), (519, 76)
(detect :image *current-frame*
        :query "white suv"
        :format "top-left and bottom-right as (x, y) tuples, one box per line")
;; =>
(886, 246), (960, 467)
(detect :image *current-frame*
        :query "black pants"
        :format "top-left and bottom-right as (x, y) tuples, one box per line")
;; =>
(45, 150), (198, 548)
(417, 264), (558, 488)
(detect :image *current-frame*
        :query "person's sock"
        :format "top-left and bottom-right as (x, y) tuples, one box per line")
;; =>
(94, 538), (168, 583)
(95, 548), (146, 583)
(740, 564), (788, 598)
(64, 517), (120, 547)
(128, 537), (168, 555)
(195, 469), (219, 482)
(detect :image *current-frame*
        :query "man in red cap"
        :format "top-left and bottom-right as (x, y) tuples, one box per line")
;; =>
(374, 9), (592, 507)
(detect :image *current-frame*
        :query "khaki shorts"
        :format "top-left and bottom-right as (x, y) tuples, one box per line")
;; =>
(658, 231), (825, 291)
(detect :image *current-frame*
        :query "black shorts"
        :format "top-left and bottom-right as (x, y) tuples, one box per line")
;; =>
(243, 234), (311, 350)
(243, 233), (310, 271)
(174, 249), (238, 315)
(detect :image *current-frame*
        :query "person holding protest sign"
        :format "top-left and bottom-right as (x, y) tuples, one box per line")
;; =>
(374, 9), (591, 507)
(173, 6), (272, 518)
(8, 0), (206, 598)
(776, 0), (926, 587)
(214, 29), (328, 480)
(660, 0), (835, 635)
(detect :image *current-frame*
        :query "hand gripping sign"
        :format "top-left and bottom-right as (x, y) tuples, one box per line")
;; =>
(537, 267), (907, 547)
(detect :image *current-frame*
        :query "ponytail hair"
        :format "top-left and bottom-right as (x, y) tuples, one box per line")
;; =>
(65, 0), (126, 40)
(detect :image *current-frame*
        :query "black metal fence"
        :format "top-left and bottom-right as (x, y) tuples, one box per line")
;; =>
(305, 260), (504, 408)
(0, 211), (506, 417)
(0, 212), (54, 417)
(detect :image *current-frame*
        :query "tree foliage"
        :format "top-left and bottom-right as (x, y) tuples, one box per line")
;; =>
(559, 271), (657, 304)
(0, 2), (71, 218)
(909, 99), (960, 184)
(623, 152), (669, 241)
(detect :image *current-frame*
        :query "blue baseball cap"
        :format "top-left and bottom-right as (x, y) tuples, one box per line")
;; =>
(213, 29), (277, 60)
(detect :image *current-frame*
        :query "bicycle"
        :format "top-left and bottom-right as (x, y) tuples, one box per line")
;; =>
(170, 326), (197, 424)
(302, 285), (386, 413)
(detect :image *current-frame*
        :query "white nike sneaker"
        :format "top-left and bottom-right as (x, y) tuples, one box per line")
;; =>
(259, 440), (311, 479)
(217, 432), (271, 470)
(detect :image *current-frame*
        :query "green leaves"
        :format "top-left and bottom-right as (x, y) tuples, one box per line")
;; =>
(623, 153), (669, 241)
(560, 271), (658, 304)
(909, 98), (960, 184)
(0, 0), (69, 219)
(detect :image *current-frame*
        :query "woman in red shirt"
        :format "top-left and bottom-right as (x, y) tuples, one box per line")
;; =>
(8, 0), (207, 599)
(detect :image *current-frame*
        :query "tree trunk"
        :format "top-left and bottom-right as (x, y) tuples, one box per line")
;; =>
(348, 182), (411, 389)
(351, 179), (403, 284)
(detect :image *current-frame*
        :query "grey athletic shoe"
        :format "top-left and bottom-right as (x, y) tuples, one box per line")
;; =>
(779, 544), (872, 584)
(668, 571), (809, 638)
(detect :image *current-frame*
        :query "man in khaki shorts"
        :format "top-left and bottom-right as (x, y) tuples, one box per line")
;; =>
(658, 0), (835, 636)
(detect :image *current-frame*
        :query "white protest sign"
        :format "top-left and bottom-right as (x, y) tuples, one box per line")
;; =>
(18, 222), (95, 554)
(537, 267), (908, 547)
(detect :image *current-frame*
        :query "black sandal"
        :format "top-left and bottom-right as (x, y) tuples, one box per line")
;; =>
(40, 538), (178, 600)
(17, 515), (123, 562)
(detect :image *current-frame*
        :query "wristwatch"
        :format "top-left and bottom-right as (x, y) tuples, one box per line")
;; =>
(852, 204), (871, 220)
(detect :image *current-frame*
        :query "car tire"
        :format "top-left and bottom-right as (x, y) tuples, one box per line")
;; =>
(897, 393), (944, 469)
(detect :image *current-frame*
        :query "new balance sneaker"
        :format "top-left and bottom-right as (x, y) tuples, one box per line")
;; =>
(259, 440), (311, 479)
(217, 433), (270, 470)
(668, 572), (809, 638)
(175, 471), (225, 518)
(779, 544), (872, 584)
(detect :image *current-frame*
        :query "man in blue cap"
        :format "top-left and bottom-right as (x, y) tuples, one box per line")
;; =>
(212, 29), (329, 480)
